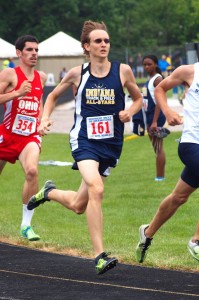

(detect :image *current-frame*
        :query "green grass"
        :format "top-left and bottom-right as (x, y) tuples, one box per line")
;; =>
(1, 132), (199, 273)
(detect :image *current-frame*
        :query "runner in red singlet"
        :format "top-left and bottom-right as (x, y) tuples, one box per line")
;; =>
(0, 35), (47, 241)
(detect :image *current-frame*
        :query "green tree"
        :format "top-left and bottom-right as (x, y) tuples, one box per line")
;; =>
(0, 0), (199, 58)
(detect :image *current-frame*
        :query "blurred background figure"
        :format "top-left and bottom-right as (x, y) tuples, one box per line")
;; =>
(2, 58), (9, 70)
(128, 56), (136, 76)
(172, 51), (184, 100)
(158, 54), (170, 78)
(8, 57), (15, 68)
(59, 67), (67, 82)
(166, 55), (173, 75)
(136, 52), (144, 78)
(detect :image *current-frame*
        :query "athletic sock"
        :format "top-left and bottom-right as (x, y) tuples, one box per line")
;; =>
(21, 204), (34, 228)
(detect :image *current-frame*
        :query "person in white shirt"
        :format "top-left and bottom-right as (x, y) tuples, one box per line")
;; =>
(136, 62), (199, 263)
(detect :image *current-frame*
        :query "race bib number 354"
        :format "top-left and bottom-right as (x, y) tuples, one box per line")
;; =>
(86, 115), (114, 139)
(12, 114), (36, 136)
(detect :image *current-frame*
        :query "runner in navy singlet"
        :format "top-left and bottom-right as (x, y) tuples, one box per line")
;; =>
(27, 20), (143, 274)
(142, 54), (166, 181)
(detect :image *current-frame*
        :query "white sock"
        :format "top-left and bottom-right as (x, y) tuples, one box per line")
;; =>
(21, 204), (34, 228)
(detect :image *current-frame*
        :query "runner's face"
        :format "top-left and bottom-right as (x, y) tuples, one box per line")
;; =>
(143, 58), (156, 75)
(17, 42), (39, 67)
(85, 30), (110, 58)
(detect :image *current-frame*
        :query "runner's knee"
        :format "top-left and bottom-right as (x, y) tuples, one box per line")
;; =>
(89, 182), (104, 200)
(25, 165), (38, 181)
(172, 192), (189, 205)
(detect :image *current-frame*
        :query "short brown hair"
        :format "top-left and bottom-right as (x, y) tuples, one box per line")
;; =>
(15, 35), (39, 51)
(80, 20), (108, 55)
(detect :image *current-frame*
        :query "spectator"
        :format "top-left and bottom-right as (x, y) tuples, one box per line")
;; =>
(59, 67), (67, 82)
(2, 58), (9, 70)
(166, 55), (173, 75)
(128, 56), (136, 76)
(158, 54), (170, 78)
(136, 52), (144, 78)
(172, 53), (184, 99)
(8, 57), (15, 68)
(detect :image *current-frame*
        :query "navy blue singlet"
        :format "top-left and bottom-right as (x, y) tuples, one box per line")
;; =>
(70, 62), (125, 160)
(143, 78), (166, 127)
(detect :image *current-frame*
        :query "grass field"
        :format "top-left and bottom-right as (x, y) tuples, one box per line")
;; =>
(1, 132), (199, 273)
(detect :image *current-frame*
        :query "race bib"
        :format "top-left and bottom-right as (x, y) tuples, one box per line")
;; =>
(12, 114), (36, 136)
(86, 115), (114, 139)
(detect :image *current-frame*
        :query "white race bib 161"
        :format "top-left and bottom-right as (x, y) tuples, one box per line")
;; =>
(86, 115), (114, 139)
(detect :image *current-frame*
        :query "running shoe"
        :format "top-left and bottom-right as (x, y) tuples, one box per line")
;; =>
(187, 239), (199, 261)
(20, 226), (40, 241)
(27, 180), (56, 210)
(136, 224), (153, 263)
(95, 252), (118, 275)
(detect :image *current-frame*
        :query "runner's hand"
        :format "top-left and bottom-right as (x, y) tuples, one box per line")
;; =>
(119, 110), (131, 123)
(38, 119), (53, 135)
(165, 109), (183, 126)
(18, 80), (32, 96)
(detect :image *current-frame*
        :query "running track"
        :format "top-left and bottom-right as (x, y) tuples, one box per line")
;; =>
(0, 242), (199, 300)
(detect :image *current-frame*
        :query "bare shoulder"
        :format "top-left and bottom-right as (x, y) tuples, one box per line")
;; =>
(120, 63), (132, 73)
(171, 64), (194, 83)
(62, 65), (82, 86)
(175, 64), (193, 73)
(0, 67), (15, 79)
(0, 68), (17, 92)
(120, 63), (135, 77)
(172, 64), (193, 77)
(68, 65), (82, 77)
(154, 75), (162, 87)
(0, 67), (16, 86)
(120, 63), (136, 87)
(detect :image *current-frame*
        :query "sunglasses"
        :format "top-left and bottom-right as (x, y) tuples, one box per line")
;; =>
(93, 38), (110, 44)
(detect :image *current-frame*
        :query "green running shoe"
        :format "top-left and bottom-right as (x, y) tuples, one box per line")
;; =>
(136, 224), (153, 263)
(20, 226), (40, 241)
(27, 180), (56, 210)
(187, 239), (199, 261)
(95, 252), (118, 275)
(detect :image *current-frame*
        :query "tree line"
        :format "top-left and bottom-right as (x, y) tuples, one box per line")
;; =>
(0, 0), (199, 62)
